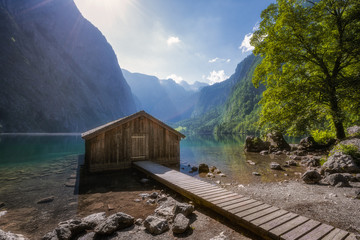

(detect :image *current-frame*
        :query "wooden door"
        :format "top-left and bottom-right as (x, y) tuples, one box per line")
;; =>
(131, 135), (148, 160)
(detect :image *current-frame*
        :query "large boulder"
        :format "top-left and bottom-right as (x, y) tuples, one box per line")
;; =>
(322, 152), (360, 174)
(144, 215), (169, 235)
(244, 136), (270, 152)
(301, 170), (322, 184)
(172, 213), (190, 234)
(347, 126), (360, 136)
(325, 173), (351, 187)
(81, 212), (107, 229)
(266, 132), (291, 152)
(298, 136), (319, 150)
(95, 212), (134, 235)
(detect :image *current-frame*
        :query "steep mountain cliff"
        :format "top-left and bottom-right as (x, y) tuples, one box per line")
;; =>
(176, 54), (263, 134)
(0, 0), (136, 132)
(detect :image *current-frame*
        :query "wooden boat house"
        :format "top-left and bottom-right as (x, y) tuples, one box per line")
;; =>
(81, 111), (186, 172)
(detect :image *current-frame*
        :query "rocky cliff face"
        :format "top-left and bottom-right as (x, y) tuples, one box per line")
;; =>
(0, 0), (136, 132)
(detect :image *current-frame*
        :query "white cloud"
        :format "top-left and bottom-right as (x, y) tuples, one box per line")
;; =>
(208, 57), (231, 63)
(206, 70), (229, 85)
(167, 36), (180, 46)
(167, 74), (183, 83)
(239, 33), (254, 53)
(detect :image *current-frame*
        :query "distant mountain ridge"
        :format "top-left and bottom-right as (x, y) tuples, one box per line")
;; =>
(123, 69), (203, 122)
(0, 0), (136, 132)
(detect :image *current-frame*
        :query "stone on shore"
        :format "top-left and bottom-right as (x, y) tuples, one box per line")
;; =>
(244, 136), (270, 152)
(326, 173), (351, 187)
(144, 215), (169, 235)
(95, 212), (134, 235)
(0, 229), (28, 240)
(173, 203), (194, 217)
(198, 163), (209, 173)
(347, 126), (360, 136)
(172, 213), (190, 234)
(270, 162), (283, 170)
(298, 136), (318, 150)
(81, 212), (107, 229)
(301, 170), (322, 184)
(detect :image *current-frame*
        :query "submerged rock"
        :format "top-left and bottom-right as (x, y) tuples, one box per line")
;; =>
(37, 196), (55, 204)
(144, 215), (169, 235)
(172, 213), (190, 234)
(301, 170), (322, 184)
(0, 229), (29, 240)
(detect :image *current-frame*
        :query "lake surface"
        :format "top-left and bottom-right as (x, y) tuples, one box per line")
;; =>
(0, 134), (304, 212)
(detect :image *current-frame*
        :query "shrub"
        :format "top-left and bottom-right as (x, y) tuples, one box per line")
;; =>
(310, 129), (335, 144)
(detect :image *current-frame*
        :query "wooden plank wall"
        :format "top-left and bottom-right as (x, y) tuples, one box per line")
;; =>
(85, 116), (180, 171)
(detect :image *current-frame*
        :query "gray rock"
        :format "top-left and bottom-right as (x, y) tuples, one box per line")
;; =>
(301, 157), (320, 168)
(260, 150), (269, 155)
(206, 172), (215, 178)
(270, 162), (283, 170)
(37, 196), (55, 204)
(347, 126), (360, 136)
(139, 193), (149, 199)
(326, 173), (351, 187)
(244, 136), (270, 152)
(147, 199), (156, 204)
(289, 155), (302, 160)
(54, 219), (88, 239)
(285, 160), (297, 166)
(0, 229), (29, 240)
(0, 211), (7, 217)
(266, 132), (291, 152)
(55, 227), (72, 240)
(340, 173), (357, 182)
(301, 170), (322, 184)
(155, 206), (174, 220)
(209, 166), (217, 172)
(355, 189), (360, 199)
(149, 192), (159, 199)
(172, 213), (190, 234)
(299, 136), (318, 150)
(42, 230), (58, 240)
(199, 163), (210, 173)
(322, 152), (360, 174)
(77, 232), (96, 240)
(356, 174), (360, 182)
(173, 203), (194, 217)
(274, 151), (283, 155)
(81, 212), (106, 229)
(218, 173), (226, 177)
(135, 218), (143, 225)
(246, 160), (256, 165)
(252, 172), (261, 176)
(144, 215), (169, 235)
(95, 212), (134, 235)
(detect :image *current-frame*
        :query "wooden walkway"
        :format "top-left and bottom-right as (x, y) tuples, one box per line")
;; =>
(133, 161), (357, 240)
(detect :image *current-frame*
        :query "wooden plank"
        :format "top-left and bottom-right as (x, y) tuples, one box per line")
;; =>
(211, 194), (245, 204)
(321, 228), (349, 240)
(270, 216), (309, 237)
(280, 219), (321, 240)
(344, 234), (358, 240)
(196, 189), (228, 196)
(243, 206), (279, 222)
(227, 201), (263, 213)
(190, 186), (224, 194)
(223, 199), (258, 211)
(182, 184), (217, 191)
(251, 209), (289, 226)
(260, 212), (299, 231)
(204, 193), (239, 202)
(236, 204), (271, 218)
(298, 224), (334, 240)
(216, 197), (249, 207)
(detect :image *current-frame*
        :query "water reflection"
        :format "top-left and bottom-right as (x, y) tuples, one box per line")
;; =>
(180, 134), (304, 184)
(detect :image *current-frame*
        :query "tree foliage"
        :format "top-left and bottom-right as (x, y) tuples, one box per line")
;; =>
(251, 0), (360, 139)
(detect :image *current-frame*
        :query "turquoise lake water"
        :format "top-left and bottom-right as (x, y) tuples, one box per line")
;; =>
(0, 134), (304, 227)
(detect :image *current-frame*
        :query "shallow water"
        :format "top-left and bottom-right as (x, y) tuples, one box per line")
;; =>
(0, 134), (305, 236)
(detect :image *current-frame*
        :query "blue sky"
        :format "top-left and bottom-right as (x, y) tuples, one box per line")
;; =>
(74, 0), (272, 84)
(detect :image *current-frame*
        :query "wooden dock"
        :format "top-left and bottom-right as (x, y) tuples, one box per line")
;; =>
(133, 161), (357, 240)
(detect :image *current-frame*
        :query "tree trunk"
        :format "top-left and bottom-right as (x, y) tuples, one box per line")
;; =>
(333, 119), (345, 140)
(330, 97), (346, 139)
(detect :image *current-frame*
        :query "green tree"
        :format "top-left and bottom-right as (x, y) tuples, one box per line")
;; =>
(251, 0), (360, 139)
